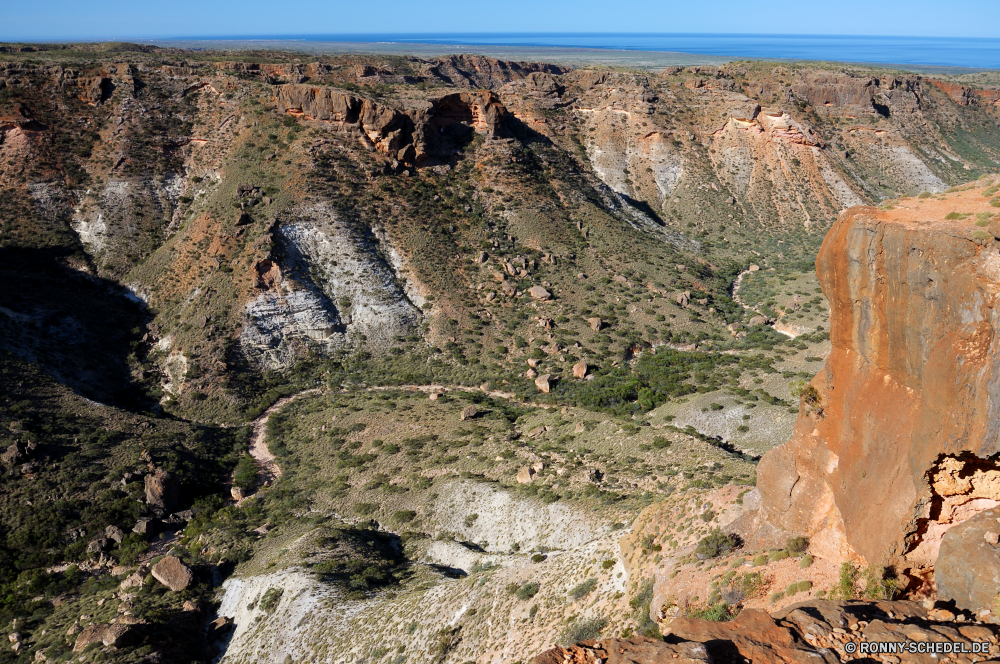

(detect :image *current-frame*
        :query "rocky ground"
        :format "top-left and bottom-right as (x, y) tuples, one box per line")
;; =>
(535, 600), (1000, 663)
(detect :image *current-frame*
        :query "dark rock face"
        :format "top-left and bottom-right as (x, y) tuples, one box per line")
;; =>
(937, 507), (1000, 612)
(665, 608), (839, 664)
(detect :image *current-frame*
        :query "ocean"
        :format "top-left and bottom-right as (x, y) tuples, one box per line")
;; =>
(205, 33), (1000, 70)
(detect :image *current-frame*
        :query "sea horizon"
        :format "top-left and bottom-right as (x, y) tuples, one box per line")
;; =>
(118, 33), (1000, 70)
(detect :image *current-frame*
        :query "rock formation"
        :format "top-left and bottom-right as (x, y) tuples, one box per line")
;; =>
(533, 600), (1000, 663)
(275, 85), (508, 163)
(152, 555), (193, 591)
(755, 177), (1000, 595)
(144, 469), (179, 514)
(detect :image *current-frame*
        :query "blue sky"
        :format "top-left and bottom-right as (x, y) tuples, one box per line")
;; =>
(5, 0), (999, 41)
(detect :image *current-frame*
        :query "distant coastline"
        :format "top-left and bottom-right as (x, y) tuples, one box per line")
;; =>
(139, 33), (1000, 70)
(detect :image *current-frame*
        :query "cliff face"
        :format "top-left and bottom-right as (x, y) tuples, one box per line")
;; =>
(274, 85), (508, 163)
(757, 177), (1000, 570)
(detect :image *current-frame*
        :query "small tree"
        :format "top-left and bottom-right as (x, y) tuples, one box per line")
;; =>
(233, 454), (257, 490)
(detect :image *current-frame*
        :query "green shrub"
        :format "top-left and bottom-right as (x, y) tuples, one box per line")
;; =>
(696, 530), (737, 559)
(752, 554), (767, 566)
(652, 436), (671, 449)
(693, 603), (736, 621)
(601, 559), (616, 570)
(531, 554), (545, 563)
(515, 582), (540, 600)
(233, 454), (257, 490)
(392, 510), (417, 524)
(830, 562), (859, 600)
(785, 580), (812, 596)
(700, 510), (716, 523)
(259, 587), (283, 613)
(861, 566), (899, 600)
(769, 591), (785, 603)
(353, 503), (377, 516)
(768, 550), (789, 562)
(785, 536), (809, 555)
(569, 578), (597, 600)
(799, 554), (814, 569)
(118, 533), (149, 566)
(558, 617), (607, 645)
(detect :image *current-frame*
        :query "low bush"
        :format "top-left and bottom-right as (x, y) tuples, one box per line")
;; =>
(785, 536), (809, 555)
(259, 587), (283, 613)
(392, 510), (416, 523)
(558, 617), (607, 645)
(695, 529), (737, 559)
(515, 582), (540, 600)
(785, 580), (812, 596)
(569, 578), (597, 600)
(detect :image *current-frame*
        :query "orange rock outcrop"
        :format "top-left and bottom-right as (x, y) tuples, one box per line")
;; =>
(756, 177), (1000, 570)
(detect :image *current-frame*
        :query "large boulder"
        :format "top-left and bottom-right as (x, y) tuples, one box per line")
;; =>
(145, 469), (179, 514)
(516, 467), (536, 484)
(73, 623), (138, 652)
(936, 507), (1000, 612)
(528, 285), (552, 300)
(1, 442), (24, 466)
(151, 555), (193, 592)
(460, 405), (478, 421)
(534, 374), (552, 393)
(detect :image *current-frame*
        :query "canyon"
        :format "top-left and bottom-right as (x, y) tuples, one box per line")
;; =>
(1, 42), (1000, 664)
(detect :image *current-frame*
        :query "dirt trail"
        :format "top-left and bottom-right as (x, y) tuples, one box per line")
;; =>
(247, 384), (535, 489)
(249, 388), (323, 482)
(730, 268), (757, 311)
(730, 268), (801, 339)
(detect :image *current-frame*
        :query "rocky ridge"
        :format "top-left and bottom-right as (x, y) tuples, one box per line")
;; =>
(535, 600), (1000, 663)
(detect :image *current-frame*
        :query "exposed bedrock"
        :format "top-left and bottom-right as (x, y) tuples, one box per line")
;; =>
(274, 84), (508, 163)
(755, 178), (1000, 590)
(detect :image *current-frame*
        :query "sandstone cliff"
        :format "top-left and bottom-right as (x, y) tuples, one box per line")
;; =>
(756, 177), (1000, 588)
